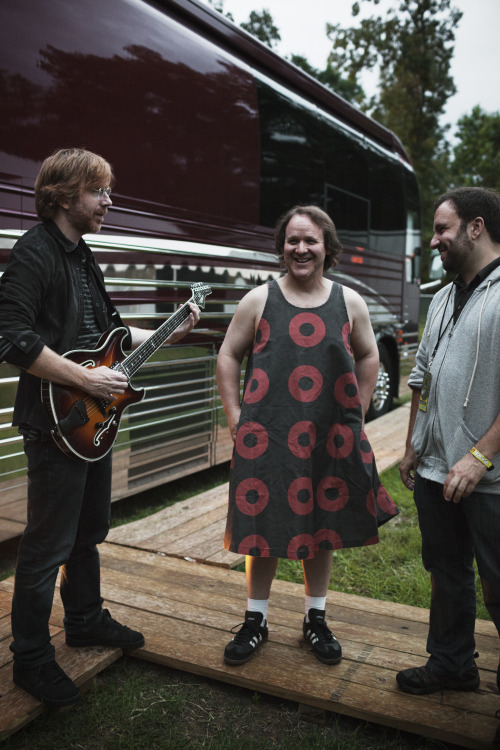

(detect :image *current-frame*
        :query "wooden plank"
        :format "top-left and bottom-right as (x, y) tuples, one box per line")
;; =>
(365, 403), (410, 472)
(92, 599), (499, 750)
(0, 545), (498, 748)
(106, 484), (228, 547)
(0, 631), (122, 741)
(0, 518), (24, 543)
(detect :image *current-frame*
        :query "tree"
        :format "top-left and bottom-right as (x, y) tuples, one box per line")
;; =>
(240, 9), (281, 49)
(326, 0), (462, 270)
(206, 0), (234, 21)
(450, 106), (500, 190)
(289, 55), (363, 104)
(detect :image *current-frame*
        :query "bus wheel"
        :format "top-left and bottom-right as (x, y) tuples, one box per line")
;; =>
(366, 343), (394, 421)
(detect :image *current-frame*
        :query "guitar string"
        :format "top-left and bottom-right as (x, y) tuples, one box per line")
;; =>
(75, 286), (209, 422)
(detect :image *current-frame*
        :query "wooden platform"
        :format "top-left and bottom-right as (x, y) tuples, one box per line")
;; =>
(6, 401), (498, 747)
(1, 542), (498, 748)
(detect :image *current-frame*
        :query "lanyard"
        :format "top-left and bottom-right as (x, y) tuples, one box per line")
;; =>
(428, 286), (455, 369)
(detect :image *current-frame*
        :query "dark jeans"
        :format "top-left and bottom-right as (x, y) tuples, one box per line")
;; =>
(10, 432), (112, 667)
(414, 473), (500, 677)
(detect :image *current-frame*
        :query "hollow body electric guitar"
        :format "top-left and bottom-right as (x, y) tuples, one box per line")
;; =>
(41, 282), (211, 462)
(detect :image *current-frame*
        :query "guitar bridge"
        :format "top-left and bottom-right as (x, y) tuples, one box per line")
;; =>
(57, 399), (90, 436)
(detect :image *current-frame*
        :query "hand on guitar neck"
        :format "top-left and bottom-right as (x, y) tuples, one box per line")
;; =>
(127, 301), (200, 349)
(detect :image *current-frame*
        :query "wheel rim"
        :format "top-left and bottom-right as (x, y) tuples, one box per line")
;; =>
(372, 366), (391, 413)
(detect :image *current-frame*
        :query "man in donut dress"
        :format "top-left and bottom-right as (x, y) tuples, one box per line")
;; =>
(217, 205), (397, 666)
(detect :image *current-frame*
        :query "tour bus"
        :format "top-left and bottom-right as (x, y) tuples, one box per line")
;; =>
(0, 0), (421, 509)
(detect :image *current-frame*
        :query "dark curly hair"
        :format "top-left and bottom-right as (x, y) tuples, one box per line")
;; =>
(435, 187), (500, 243)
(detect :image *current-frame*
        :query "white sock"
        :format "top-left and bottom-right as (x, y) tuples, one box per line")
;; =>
(247, 598), (268, 622)
(305, 595), (326, 621)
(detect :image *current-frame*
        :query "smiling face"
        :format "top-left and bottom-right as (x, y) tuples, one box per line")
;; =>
(283, 213), (328, 281)
(431, 200), (474, 277)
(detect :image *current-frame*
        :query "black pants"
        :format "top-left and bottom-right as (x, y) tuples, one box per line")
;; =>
(10, 433), (112, 667)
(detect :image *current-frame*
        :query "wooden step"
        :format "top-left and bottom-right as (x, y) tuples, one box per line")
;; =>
(1, 543), (497, 748)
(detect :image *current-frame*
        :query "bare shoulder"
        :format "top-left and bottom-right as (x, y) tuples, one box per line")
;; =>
(234, 283), (268, 320)
(341, 285), (369, 323)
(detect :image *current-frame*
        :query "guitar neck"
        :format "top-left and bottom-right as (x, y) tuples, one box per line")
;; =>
(121, 297), (193, 378)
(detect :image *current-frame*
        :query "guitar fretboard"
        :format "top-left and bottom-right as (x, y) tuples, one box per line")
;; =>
(120, 300), (192, 378)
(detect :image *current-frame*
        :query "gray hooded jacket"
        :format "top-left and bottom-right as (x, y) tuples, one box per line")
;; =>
(408, 265), (500, 492)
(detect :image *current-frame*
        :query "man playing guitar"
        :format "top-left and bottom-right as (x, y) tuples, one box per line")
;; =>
(0, 148), (199, 707)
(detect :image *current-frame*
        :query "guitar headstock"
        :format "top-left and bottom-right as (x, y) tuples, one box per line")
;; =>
(190, 282), (212, 309)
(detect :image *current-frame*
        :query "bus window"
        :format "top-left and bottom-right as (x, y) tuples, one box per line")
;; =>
(256, 79), (324, 225)
(369, 149), (406, 255)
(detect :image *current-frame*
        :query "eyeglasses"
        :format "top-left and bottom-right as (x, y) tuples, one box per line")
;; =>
(90, 187), (112, 200)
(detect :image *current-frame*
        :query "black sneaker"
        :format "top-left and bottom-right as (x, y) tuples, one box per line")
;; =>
(224, 611), (268, 665)
(13, 660), (80, 707)
(303, 609), (342, 665)
(495, 721), (500, 749)
(396, 664), (480, 695)
(66, 609), (145, 650)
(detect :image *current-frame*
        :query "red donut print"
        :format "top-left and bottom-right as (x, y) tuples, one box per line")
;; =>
(360, 430), (374, 464)
(363, 536), (379, 547)
(288, 365), (323, 402)
(326, 423), (354, 459)
(288, 477), (314, 515)
(254, 317), (270, 353)
(377, 485), (395, 514)
(334, 372), (361, 408)
(235, 422), (269, 459)
(287, 533), (315, 560)
(237, 535), (270, 556)
(288, 421), (316, 458)
(317, 476), (350, 512)
(314, 528), (343, 551)
(235, 478), (269, 516)
(342, 321), (352, 354)
(366, 489), (376, 517)
(243, 368), (269, 404)
(289, 313), (326, 348)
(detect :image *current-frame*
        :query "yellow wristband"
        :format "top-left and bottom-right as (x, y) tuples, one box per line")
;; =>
(469, 447), (494, 471)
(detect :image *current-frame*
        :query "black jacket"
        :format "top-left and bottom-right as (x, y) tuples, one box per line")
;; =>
(0, 220), (130, 431)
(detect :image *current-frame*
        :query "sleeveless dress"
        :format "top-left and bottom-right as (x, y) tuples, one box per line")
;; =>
(223, 279), (398, 560)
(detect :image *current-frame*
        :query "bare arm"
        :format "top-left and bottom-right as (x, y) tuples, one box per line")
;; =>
(443, 411), (500, 502)
(216, 286), (267, 441)
(343, 287), (380, 418)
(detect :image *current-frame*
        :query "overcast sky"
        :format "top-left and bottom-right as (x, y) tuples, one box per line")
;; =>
(200, 0), (500, 139)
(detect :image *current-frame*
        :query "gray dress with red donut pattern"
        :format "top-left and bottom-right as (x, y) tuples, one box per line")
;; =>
(223, 279), (398, 560)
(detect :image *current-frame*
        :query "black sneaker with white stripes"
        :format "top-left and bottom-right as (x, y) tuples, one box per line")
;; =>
(224, 610), (268, 665)
(303, 608), (342, 664)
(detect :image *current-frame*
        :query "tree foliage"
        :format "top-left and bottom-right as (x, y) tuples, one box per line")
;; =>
(289, 55), (363, 104)
(326, 0), (462, 254)
(240, 10), (281, 49)
(450, 106), (500, 191)
(205, 0), (234, 21)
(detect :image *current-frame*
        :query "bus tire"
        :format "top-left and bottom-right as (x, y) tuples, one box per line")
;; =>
(366, 342), (394, 421)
